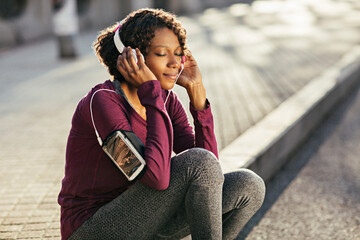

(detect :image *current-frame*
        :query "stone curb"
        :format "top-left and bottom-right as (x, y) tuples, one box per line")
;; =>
(219, 45), (360, 182)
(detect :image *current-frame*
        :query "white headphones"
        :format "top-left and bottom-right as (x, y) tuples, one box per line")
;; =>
(114, 20), (142, 63)
(113, 19), (186, 105)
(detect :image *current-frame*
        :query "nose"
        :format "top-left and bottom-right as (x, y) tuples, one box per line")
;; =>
(167, 54), (181, 69)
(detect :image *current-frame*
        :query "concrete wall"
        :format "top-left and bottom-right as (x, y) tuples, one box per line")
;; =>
(0, 0), (52, 46)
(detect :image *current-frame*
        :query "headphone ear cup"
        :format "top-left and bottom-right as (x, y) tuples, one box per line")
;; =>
(131, 49), (145, 64)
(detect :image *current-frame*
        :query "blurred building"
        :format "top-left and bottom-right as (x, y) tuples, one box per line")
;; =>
(0, 0), (244, 48)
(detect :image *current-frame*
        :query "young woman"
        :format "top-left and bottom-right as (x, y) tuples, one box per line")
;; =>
(58, 8), (265, 240)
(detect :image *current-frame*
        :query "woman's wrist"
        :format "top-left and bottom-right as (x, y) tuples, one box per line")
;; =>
(186, 82), (206, 110)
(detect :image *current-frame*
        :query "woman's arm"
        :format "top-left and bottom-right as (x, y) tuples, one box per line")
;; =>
(91, 84), (173, 191)
(136, 81), (173, 190)
(172, 52), (218, 157)
(171, 93), (218, 158)
(176, 52), (206, 111)
(116, 48), (175, 190)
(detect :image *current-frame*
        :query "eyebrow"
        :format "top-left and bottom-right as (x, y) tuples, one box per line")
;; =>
(152, 45), (182, 50)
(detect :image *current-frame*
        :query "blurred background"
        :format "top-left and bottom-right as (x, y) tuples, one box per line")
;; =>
(0, 0), (252, 50)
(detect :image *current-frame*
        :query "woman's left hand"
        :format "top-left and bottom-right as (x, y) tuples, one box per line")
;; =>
(176, 52), (207, 110)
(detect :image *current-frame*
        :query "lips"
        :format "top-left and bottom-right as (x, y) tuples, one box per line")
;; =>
(163, 73), (178, 80)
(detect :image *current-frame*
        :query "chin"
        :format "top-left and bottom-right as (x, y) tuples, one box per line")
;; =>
(159, 80), (175, 90)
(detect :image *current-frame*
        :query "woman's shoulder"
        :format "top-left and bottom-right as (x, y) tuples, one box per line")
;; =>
(84, 79), (123, 103)
(165, 90), (183, 110)
(90, 79), (116, 94)
(76, 80), (125, 115)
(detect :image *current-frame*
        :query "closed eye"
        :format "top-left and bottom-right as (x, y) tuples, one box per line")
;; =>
(155, 52), (183, 57)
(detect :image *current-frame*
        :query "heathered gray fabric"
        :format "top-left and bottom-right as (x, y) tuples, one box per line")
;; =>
(69, 148), (265, 240)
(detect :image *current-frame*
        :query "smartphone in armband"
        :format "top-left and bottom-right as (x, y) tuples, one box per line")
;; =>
(102, 130), (146, 181)
(90, 89), (146, 181)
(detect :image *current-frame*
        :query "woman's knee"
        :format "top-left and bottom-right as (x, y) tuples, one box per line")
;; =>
(173, 148), (224, 185)
(224, 169), (266, 208)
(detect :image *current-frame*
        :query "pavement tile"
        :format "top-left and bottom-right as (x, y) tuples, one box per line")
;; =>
(7, 211), (32, 218)
(44, 229), (61, 238)
(0, 232), (18, 239)
(17, 230), (45, 239)
(2, 217), (29, 225)
(26, 216), (54, 224)
(13, 205), (38, 211)
(0, 224), (23, 232)
(22, 223), (48, 231)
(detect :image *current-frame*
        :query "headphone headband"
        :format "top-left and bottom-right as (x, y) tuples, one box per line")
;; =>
(113, 20), (126, 53)
(114, 19), (140, 63)
(114, 19), (183, 66)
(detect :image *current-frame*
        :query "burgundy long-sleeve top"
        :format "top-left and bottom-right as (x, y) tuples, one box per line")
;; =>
(58, 80), (218, 239)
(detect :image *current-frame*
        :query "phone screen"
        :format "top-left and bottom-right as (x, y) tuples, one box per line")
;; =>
(102, 131), (146, 181)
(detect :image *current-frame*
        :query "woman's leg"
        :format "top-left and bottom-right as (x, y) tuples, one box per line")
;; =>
(68, 148), (224, 240)
(156, 169), (265, 240)
(222, 169), (266, 240)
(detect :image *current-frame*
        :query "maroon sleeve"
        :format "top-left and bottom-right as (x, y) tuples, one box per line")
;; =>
(171, 93), (218, 159)
(137, 81), (173, 190)
(190, 100), (218, 158)
(90, 89), (132, 139)
(90, 81), (173, 190)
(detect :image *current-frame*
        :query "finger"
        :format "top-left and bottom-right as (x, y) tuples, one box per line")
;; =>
(118, 54), (130, 73)
(121, 48), (133, 74)
(127, 47), (139, 71)
(117, 56), (128, 77)
(121, 47), (129, 61)
(117, 56), (137, 85)
(185, 49), (197, 61)
(136, 48), (145, 67)
(185, 52), (198, 66)
(186, 51), (194, 61)
(117, 63), (128, 78)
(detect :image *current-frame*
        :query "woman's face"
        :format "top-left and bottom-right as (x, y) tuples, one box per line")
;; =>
(145, 27), (183, 90)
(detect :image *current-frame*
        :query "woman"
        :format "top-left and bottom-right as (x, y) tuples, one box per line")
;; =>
(58, 8), (265, 240)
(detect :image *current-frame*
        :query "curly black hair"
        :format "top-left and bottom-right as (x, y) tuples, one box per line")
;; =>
(93, 8), (187, 81)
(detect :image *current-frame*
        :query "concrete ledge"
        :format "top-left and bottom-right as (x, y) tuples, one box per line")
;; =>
(220, 45), (360, 181)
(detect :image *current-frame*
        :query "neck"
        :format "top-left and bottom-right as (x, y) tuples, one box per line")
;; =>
(121, 81), (139, 103)
(120, 81), (146, 119)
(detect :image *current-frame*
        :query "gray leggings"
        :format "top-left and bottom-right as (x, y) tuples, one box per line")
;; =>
(69, 148), (265, 240)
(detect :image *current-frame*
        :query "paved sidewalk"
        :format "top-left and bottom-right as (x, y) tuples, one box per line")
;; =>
(0, 0), (359, 239)
(242, 74), (360, 240)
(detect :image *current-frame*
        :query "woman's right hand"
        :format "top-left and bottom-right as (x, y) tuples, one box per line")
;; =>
(116, 47), (157, 88)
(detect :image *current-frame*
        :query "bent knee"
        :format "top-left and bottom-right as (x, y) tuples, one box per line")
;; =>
(175, 148), (224, 185)
(226, 169), (266, 207)
(247, 170), (265, 201)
